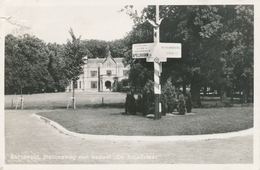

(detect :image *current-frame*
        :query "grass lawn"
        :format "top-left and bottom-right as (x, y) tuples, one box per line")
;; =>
(5, 92), (244, 110)
(36, 107), (253, 136)
(4, 92), (126, 109)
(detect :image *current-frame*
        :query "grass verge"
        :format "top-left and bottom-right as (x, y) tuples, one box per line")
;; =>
(36, 107), (253, 136)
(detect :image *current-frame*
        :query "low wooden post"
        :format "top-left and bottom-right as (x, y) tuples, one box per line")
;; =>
(15, 97), (24, 110)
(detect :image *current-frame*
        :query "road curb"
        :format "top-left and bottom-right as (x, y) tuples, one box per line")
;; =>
(33, 113), (253, 142)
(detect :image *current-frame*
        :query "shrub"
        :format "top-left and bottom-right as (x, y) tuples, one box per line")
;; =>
(161, 78), (178, 113)
(185, 91), (192, 113)
(126, 78), (193, 116)
(141, 80), (154, 116)
(125, 91), (136, 115)
(178, 94), (186, 115)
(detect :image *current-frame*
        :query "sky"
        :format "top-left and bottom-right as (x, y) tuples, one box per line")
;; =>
(2, 0), (258, 44)
(2, 0), (146, 44)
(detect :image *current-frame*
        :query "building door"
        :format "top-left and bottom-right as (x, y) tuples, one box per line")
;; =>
(105, 81), (112, 91)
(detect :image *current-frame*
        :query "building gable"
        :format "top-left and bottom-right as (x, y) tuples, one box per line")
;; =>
(102, 51), (117, 67)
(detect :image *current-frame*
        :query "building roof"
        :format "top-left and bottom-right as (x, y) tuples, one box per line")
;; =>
(102, 51), (116, 65)
(86, 51), (126, 67)
(87, 58), (104, 65)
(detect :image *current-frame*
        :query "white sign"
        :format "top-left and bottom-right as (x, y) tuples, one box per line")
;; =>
(146, 57), (167, 62)
(132, 43), (155, 58)
(152, 43), (181, 58)
(132, 43), (182, 62)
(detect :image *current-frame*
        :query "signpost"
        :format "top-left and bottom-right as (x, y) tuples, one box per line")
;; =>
(132, 43), (155, 58)
(146, 43), (181, 62)
(132, 5), (182, 120)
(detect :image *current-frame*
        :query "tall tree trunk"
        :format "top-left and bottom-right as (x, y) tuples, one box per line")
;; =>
(203, 86), (207, 96)
(190, 82), (202, 108)
(217, 88), (221, 97)
(182, 82), (186, 94)
(245, 87), (249, 103)
(190, 73), (202, 108)
(230, 85), (234, 103)
(239, 90), (242, 103)
(246, 75), (253, 103)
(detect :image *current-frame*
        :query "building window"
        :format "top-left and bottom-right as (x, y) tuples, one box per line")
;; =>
(107, 70), (112, 76)
(91, 81), (97, 89)
(123, 70), (128, 76)
(79, 81), (81, 89)
(91, 71), (97, 77)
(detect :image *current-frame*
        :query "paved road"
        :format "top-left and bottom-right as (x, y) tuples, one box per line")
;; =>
(5, 110), (253, 164)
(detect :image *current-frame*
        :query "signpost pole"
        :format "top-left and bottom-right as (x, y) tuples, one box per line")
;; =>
(154, 5), (161, 120)
(154, 60), (160, 119)
(132, 5), (182, 120)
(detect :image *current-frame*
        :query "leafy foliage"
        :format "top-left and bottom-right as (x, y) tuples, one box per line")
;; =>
(46, 43), (68, 92)
(123, 5), (253, 106)
(80, 39), (106, 58)
(63, 28), (89, 82)
(161, 77), (177, 114)
(5, 34), (53, 94)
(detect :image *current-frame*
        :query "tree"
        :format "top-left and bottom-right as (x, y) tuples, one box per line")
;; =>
(128, 60), (153, 90)
(46, 43), (68, 92)
(80, 39), (107, 58)
(123, 5), (253, 107)
(159, 5), (225, 107)
(5, 34), (52, 95)
(5, 34), (18, 94)
(109, 39), (130, 58)
(218, 5), (253, 102)
(63, 28), (90, 109)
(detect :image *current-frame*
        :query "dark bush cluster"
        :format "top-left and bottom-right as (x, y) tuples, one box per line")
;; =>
(161, 79), (192, 115)
(161, 90), (192, 115)
(125, 91), (137, 115)
(124, 79), (192, 116)
(125, 80), (154, 115)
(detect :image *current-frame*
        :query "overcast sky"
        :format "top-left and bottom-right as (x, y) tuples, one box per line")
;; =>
(2, 0), (146, 44)
(2, 0), (259, 44)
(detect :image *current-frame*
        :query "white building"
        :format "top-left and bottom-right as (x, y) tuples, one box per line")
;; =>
(66, 51), (130, 92)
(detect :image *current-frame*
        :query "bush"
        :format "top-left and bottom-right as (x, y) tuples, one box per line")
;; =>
(125, 78), (193, 116)
(161, 78), (193, 115)
(124, 80), (155, 116)
(178, 94), (186, 115)
(185, 91), (192, 113)
(125, 91), (136, 115)
(161, 78), (178, 114)
(124, 80), (154, 116)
